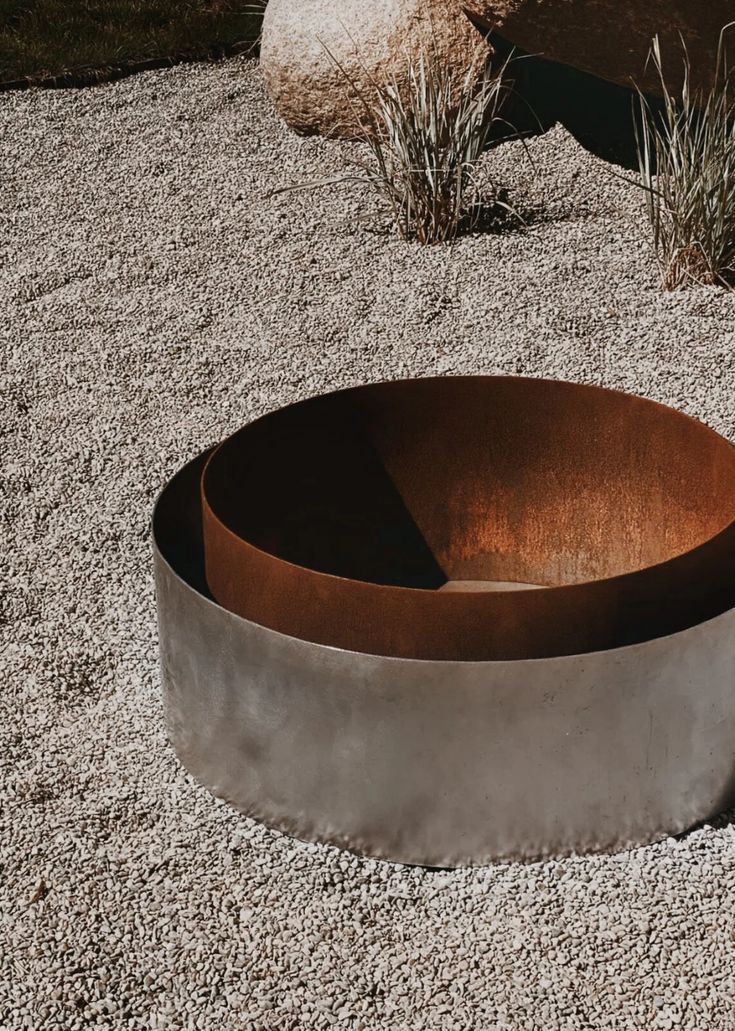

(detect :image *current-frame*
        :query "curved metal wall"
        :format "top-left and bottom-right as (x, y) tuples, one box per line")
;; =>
(154, 449), (735, 866)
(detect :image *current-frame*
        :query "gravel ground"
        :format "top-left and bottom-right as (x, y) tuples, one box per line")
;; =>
(3, 56), (735, 1031)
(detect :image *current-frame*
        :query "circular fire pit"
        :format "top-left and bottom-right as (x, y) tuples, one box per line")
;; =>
(154, 376), (735, 865)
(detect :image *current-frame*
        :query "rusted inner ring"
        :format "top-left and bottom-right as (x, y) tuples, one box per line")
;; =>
(202, 376), (735, 661)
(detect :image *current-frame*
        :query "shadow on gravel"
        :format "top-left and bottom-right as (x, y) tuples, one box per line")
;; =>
(479, 27), (668, 171)
(467, 194), (548, 237)
(346, 196), (548, 244)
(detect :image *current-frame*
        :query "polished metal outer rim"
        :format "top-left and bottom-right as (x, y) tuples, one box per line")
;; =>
(154, 450), (735, 867)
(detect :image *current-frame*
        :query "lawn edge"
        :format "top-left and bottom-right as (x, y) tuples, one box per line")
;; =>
(0, 40), (260, 92)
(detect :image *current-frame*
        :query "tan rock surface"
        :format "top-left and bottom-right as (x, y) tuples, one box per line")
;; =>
(260, 0), (492, 138)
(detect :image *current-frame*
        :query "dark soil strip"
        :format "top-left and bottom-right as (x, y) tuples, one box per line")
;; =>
(0, 39), (259, 91)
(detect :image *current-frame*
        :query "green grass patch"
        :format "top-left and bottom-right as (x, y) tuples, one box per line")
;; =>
(0, 0), (264, 85)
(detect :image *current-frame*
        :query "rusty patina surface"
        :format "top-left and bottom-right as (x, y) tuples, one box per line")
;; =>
(201, 376), (735, 661)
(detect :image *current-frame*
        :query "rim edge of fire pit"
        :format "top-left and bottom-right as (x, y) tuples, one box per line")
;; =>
(200, 376), (735, 662)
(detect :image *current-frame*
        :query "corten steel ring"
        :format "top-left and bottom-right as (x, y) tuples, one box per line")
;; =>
(154, 376), (735, 866)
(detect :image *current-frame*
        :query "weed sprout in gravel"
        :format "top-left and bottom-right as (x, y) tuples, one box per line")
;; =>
(634, 26), (735, 290)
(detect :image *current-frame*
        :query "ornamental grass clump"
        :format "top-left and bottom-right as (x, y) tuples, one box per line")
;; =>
(634, 28), (735, 290)
(338, 49), (517, 244)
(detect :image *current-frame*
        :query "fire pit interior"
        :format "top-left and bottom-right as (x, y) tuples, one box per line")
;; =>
(202, 376), (735, 661)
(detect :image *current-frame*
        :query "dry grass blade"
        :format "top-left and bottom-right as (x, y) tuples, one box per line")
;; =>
(633, 26), (735, 290)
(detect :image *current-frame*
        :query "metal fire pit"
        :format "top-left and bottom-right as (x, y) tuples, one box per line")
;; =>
(154, 376), (735, 866)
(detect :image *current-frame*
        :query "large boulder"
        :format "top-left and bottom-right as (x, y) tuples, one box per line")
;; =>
(472, 2), (733, 99)
(260, 0), (492, 138)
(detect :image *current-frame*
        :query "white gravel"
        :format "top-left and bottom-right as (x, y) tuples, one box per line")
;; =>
(3, 56), (735, 1031)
